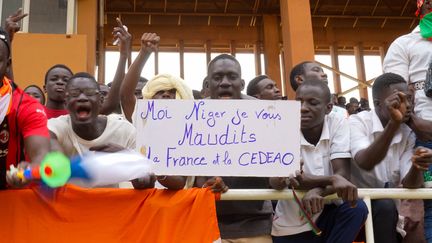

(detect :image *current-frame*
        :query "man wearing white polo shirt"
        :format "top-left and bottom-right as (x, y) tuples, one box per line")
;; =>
(271, 80), (368, 243)
(349, 73), (432, 243)
(383, 1), (432, 241)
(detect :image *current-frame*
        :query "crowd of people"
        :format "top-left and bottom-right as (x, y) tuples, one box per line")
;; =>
(2, 1), (432, 242)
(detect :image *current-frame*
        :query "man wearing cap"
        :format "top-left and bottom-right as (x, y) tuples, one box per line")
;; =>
(383, 1), (432, 241)
(0, 28), (50, 189)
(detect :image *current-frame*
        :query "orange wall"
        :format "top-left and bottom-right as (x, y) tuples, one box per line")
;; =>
(77, 0), (97, 76)
(11, 33), (87, 89)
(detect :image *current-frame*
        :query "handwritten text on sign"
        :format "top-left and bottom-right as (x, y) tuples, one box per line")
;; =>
(135, 100), (300, 177)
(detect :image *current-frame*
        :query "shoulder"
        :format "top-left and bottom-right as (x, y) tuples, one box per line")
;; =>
(48, 115), (70, 131)
(391, 32), (416, 46)
(107, 115), (135, 131)
(349, 110), (371, 123)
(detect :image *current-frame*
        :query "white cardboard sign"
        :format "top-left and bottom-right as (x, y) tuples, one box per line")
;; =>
(135, 99), (300, 177)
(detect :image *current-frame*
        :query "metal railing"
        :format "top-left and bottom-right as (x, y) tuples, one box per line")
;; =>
(220, 188), (432, 243)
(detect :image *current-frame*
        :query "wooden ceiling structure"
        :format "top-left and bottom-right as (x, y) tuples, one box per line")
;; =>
(100, 0), (419, 99)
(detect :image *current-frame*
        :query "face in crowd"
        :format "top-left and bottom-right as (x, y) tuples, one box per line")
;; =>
(99, 84), (109, 105)
(296, 81), (332, 130)
(44, 66), (73, 103)
(66, 75), (101, 125)
(208, 57), (245, 99)
(375, 82), (413, 124)
(152, 88), (176, 99)
(24, 85), (45, 105)
(255, 78), (282, 100)
(298, 62), (328, 85)
(135, 80), (147, 100)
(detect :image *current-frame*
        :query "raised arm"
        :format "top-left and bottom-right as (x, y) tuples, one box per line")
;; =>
(120, 33), (160, 122)
(100, 18), (131, 115)
(4, 8), (27, 80)
(5, 8), (27, 42)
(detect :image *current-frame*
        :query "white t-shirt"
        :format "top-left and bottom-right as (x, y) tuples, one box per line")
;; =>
(331, 105), (348, 119)
(48, 114), (136, 157)
(349, 110), (414, 188)
(272, 114), (351, 236)
(383, 26), (432, 121)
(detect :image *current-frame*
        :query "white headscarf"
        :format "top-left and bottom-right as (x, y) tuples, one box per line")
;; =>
(142, 74), (193, 100)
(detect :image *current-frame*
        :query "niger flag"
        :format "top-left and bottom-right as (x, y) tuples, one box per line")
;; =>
(0, 185), (220, 243)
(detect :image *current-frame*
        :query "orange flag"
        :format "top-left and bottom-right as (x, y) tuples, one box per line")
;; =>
(0, 185), (220, 243)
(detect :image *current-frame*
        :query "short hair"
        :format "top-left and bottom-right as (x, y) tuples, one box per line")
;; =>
(372, 72), (406, 100)
(247, 75), (269, 96)
(207, 54), (241, 75)
(297, 79), (331, 103)
(44, 64), (73, 84)
(138, 77), (148, 84)
(337, 96), (346, 103)
(289, 61), (313, 91)
(0, 27), (11, 59)
(24, 84), (46, 104)
(349, 97), (359, 104)
(66, 72), (99, 90)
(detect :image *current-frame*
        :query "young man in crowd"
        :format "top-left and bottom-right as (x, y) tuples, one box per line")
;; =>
(195, 54), (273, 243)
(289, 61), (328, 90)
(48, 72), (135, 156)
(290, 61), (347, 118)
(346, 99), (360, 116)
(24, 85), (45, 105)
(337, 96), (347, 108)
(270, 80), (368, 243)
(43, 64), (74, 118)
(47, 72), (138, 188)
(134, 77), (148, 100)
(246, 74), (282, 100)
(349, 73), (432, 243)
(0, 28), (50, 188)
(383, 1), (432, 241)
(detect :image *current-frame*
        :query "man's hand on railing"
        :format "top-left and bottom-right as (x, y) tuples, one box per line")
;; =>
(203, 176), (229, 193)
(331, 174), (358, 206)
(302, 187), (325, 214)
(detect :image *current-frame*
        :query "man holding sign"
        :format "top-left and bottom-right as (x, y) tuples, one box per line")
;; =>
(194, 54), (274, 242)
(270, 80), (368, 243)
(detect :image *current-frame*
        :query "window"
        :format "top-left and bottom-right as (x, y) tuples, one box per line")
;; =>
(1, 0), (23, 28)
(29, 0), (67, 34)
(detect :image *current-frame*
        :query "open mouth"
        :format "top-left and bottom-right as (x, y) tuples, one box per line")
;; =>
(218, 91), (233, 99)
(75, 106), (92, 120)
